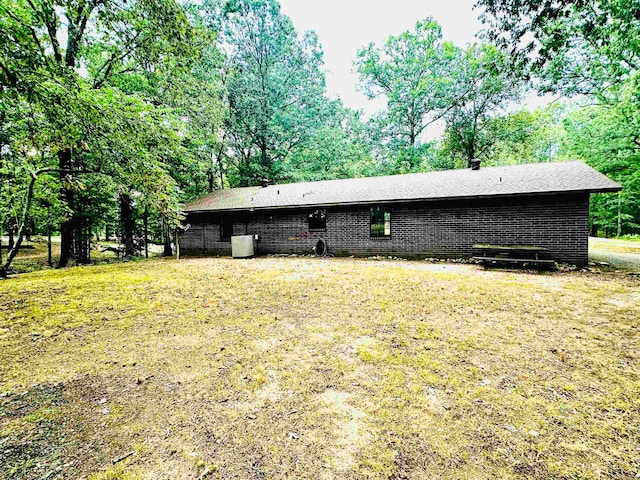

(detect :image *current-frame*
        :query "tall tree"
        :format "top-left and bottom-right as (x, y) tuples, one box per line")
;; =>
(476, 0), (640, 236)
(206, 0), (327, 185)
(355, 19), (462, 169)
(475, 0), (640, 95)
(441, 43), (524, 167)
(560, 79), (640, 236)
(0, 82), (188, 276)
(0, 0), (196, 266)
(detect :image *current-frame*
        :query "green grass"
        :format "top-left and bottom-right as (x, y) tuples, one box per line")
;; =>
(1, 255), (639, 479)
(2, 238), (124, 275)
(614, 234), (640, 243)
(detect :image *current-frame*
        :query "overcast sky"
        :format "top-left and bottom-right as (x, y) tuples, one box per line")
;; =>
(278, 0), (484, 113)
(278, 0), (551, 123)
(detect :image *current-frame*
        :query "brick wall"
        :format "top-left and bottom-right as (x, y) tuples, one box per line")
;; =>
(181, 193), (590, 265)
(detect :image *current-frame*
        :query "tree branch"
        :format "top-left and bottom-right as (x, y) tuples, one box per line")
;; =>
(65, 0), (95, 67)
(0, 6), (47, 60)
(0, 59), (18, 86)
(25, 0), (62, 63)
(92, 31), (142, 88)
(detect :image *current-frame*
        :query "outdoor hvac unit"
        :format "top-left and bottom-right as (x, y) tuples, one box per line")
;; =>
(231, 234), (256, 258)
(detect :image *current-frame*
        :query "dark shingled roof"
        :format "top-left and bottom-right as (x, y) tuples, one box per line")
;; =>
(184, 161), (621, 213)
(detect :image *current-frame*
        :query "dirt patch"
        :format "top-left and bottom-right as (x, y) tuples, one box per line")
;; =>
(0, 383), (80, 480)
(319, 389), (370, 472)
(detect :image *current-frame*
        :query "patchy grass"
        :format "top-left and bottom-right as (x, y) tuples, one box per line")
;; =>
(617, 234), (640, 243)
(3, 238), (163, 275)
(3, 239), (120, 275)
(1, 256), (639, 479)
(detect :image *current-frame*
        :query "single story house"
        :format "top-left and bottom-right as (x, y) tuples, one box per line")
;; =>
(181, 161), (621, 265)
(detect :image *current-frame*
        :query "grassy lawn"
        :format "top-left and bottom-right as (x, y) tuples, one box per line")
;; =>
(1, 239), (119, 275)
(2, 238), (164, 275)
(1, 249), (639, 478)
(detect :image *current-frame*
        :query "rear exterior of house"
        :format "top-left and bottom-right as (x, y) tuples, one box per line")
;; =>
(181, 161), (621, 265)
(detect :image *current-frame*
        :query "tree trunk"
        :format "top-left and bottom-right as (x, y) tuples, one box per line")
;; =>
(208, 149), (216, 192)
(207, 169), (215, 193)
(74, 198), (90, 264)
(1, 170), (38, 278)
(215, 132), (226, 190)
(47, 230), (52, 267)
(7, 224), (15, 250)
(466, 141), (476, 169)
(219, 157), (225, 189)
(162, 217), (172, 256)
(260, 142), (269, 179)
(119, 193), (136, 258)
(409, 124), (416, 149)
(26, 219), (34, 241)
(143, 207), (149, 259)
(617, 191), (622, 237)
(58, 149), (74, 268)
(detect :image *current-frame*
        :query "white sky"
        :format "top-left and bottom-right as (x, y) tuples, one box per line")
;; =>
(279, 0), (551, 120)
(279, 0), (482, 113)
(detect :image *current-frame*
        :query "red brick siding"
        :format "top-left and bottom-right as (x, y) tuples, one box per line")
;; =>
(181, 193), (590, 265)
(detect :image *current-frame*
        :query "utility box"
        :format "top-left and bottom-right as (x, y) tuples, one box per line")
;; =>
(231, 235), (256, 258)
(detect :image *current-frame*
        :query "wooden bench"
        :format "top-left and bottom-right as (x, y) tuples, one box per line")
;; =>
(472, 244), (555, 270)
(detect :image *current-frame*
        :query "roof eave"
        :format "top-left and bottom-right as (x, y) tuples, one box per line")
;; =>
(183, 187), (621, 214)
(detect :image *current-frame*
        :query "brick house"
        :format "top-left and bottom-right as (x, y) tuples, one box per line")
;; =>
(181, 161), (621, 265)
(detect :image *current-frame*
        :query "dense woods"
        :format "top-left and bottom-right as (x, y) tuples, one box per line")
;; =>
(1, 0), (639, 275)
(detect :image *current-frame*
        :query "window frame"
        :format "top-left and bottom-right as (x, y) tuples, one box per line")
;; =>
(370, 206), (391, 238)
(308, 208), (327, 232)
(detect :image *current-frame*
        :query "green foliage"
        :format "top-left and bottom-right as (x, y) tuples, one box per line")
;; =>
(559, 80), (640, 235)
(206, 0), (330, 185)
(355, 19), (461, 169)
(480, 105), (572, 166)
(0, 0), (211, 271)
(477, 0), (640, 95)
(355, 20), (528, 174)
(441, 43), (524, 166)
(279, 102), (378, 181)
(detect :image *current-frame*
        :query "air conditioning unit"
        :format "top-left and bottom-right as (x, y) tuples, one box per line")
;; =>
(231, 235), (256, 258)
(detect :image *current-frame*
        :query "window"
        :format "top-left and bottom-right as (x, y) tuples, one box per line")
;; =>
(370, 206), (391, 237)
(308, 208), (327, 231)
(220, 217), (233, 241)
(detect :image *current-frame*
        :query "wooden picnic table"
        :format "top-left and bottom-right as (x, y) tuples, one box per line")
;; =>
(472, 244), (555, 270)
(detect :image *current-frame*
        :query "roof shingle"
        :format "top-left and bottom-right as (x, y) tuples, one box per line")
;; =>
(184, 161), (621, 212)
